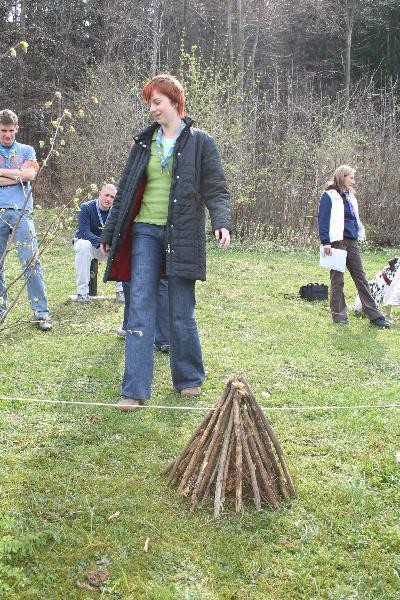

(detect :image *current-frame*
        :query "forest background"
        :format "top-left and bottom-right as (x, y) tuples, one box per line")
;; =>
(1, 0), (400, 245)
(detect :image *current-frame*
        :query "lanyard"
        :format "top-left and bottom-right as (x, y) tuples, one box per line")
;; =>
(96, 199), (109, 228)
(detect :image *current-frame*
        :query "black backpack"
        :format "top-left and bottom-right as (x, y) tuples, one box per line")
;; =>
(299, 283), (328, 301)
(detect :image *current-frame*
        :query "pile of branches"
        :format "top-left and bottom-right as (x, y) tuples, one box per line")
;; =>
(164, 376), (296, 518)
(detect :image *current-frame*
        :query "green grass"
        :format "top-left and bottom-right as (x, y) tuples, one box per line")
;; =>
(1, 213), (400, 599)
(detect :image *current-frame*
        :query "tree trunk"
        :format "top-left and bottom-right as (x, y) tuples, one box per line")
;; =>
(249, 1), (261, 89)
(18, 0), (27, 118)
(182, 0), (188, 49)
(19, 0), (26, 33)
(151, 0), (161, 76)
(236, 0), (244, 94)
(226, 0), (234, 67)
(344, 0), (355, 105)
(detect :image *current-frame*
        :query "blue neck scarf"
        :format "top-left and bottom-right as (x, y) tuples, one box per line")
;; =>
(155, 121), (185, 175)
(0, 143), (17, 168)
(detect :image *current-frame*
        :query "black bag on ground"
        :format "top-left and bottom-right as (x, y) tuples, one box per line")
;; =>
(299, 283), (328, 301)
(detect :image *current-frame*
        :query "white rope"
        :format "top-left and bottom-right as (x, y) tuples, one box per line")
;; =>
(1, 395), (400, 412)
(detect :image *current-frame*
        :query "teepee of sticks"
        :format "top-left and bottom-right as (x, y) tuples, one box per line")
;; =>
(164, 376), (296, 518)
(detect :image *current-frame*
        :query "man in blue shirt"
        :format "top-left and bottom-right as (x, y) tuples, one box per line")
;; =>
(0, 109), (52, 331)
(73, 183), (124, 303)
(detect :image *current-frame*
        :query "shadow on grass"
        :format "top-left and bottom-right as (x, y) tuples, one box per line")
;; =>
(329, 317), (391, 368)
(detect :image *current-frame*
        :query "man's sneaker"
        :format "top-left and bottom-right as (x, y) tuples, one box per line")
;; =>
(76, 294), (90, 304)
(77, 294), (90, 304)
(115, 291), (125, 303)
(116, 396), (143, 411)
(154, 343), (170, 353)
(116, 326), (126, 337)
(333, 319), (349, 326)
(36, 318), (52, 332)
(370, 316), (391, 329)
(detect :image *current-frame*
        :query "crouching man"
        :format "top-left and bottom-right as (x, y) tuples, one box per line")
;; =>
(73, 183), (124, 303)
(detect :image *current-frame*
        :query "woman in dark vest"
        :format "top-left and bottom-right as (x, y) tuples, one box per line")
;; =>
(100, 74), (231, 409)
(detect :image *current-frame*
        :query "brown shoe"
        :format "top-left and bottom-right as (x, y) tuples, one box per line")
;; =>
(116, 396), (143, 411)
(180, 387), (201, 397)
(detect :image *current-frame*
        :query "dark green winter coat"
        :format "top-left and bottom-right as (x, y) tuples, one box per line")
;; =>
(100, 117), (231, 282)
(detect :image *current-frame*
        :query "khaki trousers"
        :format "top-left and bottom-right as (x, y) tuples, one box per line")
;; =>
(73, 238), (123, 296)
(330, 239), (383, 322)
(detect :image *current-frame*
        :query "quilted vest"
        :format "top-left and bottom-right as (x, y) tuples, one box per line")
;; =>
(325, 189), (365, 243)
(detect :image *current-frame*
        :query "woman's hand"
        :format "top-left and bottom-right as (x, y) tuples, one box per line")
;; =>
(214, 228), (230, 249)
(100, 242), (110, 256)
(323, 244), (332, 256)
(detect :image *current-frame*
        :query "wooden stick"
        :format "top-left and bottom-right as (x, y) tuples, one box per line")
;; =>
(244, 397), (289, 499)
(169, 419), (215, 486)
(233, 394), (243, 513)
(221, 428), (234, 504)
(252, 401), (296, 498)
(191, 396), (234, 508)
(202, 384), (244, 507)
(202, 457), (220, 503)
(214, 407), (235, 518)
(240, 415), (262, 511)
(177, 384), (234, 494)
(240, 378), (296, 497)
(163, 409), (213, 477)
(164, 430), (201, 479)
(242, 410), (280, 509)
(169, 446), (197, 486)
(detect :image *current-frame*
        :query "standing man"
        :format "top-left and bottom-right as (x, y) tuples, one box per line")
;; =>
(73, 183), (124, 303)
(0, 109), (52, 331)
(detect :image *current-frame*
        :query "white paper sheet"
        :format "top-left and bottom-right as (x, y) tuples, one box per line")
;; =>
(319, 246), (347, 273)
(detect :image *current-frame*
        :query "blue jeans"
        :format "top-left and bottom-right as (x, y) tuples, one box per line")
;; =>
(122, 278), (170, 347)
(122, 223), (205, 400)
(0, 209), (50, 318)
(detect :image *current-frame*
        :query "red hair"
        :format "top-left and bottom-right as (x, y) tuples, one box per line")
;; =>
(141, 74), (186, 118)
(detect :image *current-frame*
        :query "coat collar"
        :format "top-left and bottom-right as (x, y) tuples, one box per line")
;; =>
(133, 116), (194, 143)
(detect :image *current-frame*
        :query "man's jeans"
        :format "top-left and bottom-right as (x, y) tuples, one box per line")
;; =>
(122, 278), (169, 347)
(122, 223), (205, 400)
(73, 238), (123, 296)
(0, 209), (50, 318)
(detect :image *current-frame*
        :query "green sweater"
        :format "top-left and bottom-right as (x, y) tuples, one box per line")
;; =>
(135, 134), (173, 225)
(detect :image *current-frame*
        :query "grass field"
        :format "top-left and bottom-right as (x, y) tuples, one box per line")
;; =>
(1, 214), (400, 599)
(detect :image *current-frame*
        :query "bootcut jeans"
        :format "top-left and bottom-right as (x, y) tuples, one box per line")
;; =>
(0, 208), (50, 319)
(122, 277), (170, 348)
(122, 223), (205, 400)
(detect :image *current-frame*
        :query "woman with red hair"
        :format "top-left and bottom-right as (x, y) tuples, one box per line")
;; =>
(100, 74), (231, 409)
